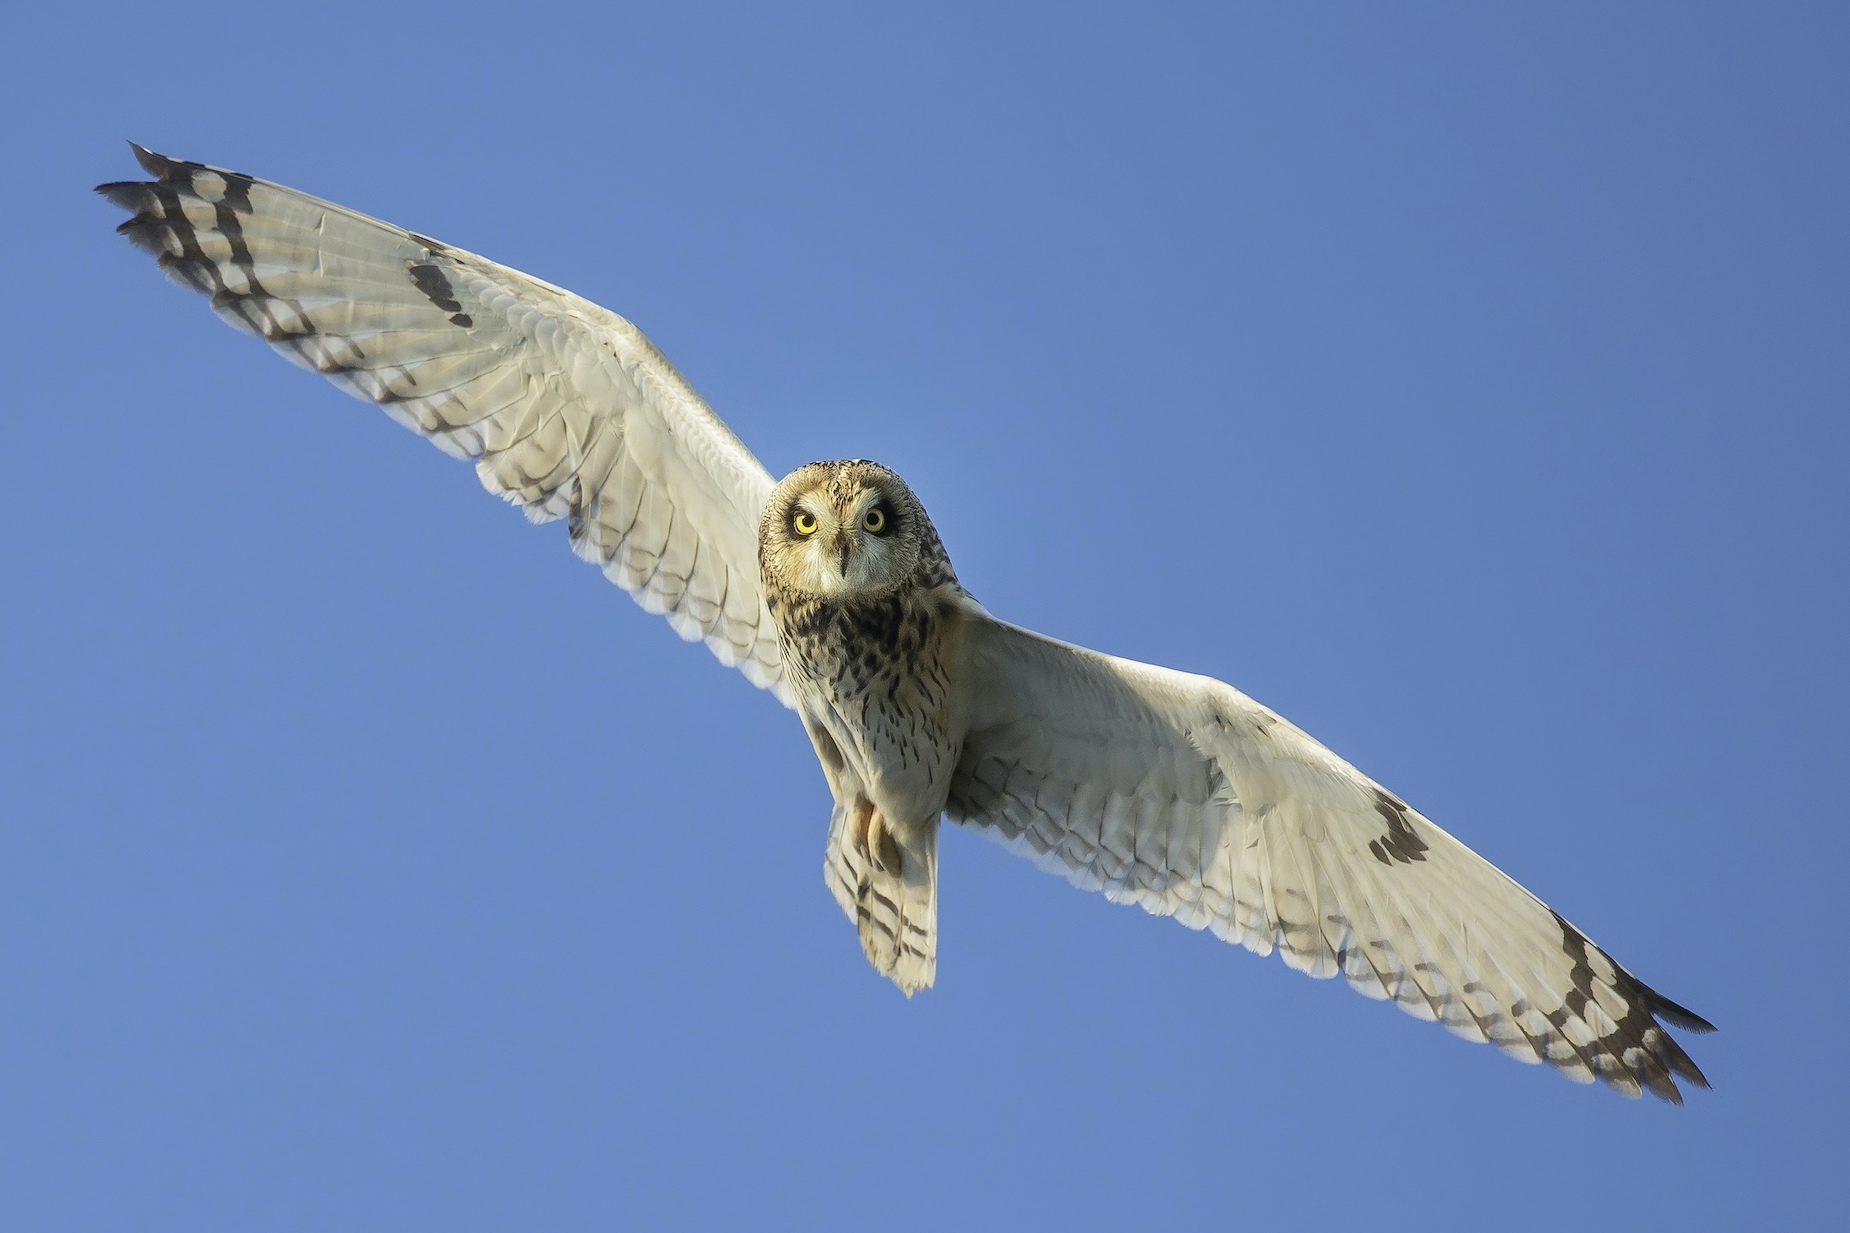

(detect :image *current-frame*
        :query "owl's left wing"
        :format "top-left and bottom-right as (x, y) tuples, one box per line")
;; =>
(98, 146), (791, 702)
(948, 609), (1714, 1101)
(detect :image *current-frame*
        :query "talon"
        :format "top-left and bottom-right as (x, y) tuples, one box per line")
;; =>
(848, 798), (874, 853)
(867, 812), (903, 876)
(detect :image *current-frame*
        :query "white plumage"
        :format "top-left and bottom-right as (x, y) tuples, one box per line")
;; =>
(100, 146), (1714, 1102)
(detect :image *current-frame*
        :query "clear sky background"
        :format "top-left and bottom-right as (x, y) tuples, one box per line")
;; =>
(4, 3), (1845, 1229)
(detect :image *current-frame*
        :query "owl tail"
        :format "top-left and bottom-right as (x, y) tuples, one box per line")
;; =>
(824, 798), (939, 996)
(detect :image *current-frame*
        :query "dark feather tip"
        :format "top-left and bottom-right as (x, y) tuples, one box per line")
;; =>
(127, 140), (173, 179)
(95, 181), (149, 208)
(1646, 987), (1717, 1035)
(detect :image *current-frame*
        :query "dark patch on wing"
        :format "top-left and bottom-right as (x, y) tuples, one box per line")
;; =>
(406, 260), (475, 328)
(1368, 788), (1428, 865)
(405, 261), (473, 328)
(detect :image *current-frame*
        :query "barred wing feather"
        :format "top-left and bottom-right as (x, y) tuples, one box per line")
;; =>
(99, 145), (790, 703)
(949, 612), (1714, 1101)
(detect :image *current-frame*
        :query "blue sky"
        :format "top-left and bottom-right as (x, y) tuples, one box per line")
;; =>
(5, 3), (1846, 1229)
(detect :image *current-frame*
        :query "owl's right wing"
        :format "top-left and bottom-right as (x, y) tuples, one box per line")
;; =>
(948, 609), (1713, 1101)
(99, 145), (791, 704)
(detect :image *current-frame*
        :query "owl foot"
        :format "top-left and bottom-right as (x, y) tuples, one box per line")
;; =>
(848, 798), (903, 876)
(866, 812), (903, 876)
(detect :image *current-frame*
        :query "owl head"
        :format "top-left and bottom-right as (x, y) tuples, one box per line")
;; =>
(759, 460), (928, 600)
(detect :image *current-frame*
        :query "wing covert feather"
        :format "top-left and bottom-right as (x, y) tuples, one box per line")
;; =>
(99, 145), (790, 703)
(948, 611), (1713, 1101)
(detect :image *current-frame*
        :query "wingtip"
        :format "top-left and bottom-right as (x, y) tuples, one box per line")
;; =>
(96, 143), (162, 196)
(1647, 987), (1718, 1036)
(128, 140), (184, 179)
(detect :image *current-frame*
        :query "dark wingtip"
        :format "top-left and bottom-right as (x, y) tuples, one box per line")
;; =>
(1664, 1038), (1711, 1092)
(1631, 976), (1716, 1099)
(128, 140), (170, 178)
(98, 144), (168, 195)
(1646, 987), (1717, 1035)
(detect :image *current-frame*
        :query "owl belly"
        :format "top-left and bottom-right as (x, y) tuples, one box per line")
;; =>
(805, 687), (957, 828)
(776, 588), (968, 828)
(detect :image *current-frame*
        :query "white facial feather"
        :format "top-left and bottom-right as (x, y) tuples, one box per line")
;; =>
(761, 462), (921, 600)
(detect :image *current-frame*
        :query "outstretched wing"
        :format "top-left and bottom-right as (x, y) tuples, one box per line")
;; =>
(99, 145), (790, 703)
(948, 610), (1714, 1101)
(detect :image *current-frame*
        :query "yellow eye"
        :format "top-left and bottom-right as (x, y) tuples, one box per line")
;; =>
(793, 511), (818, 536)
(862, 507), (887, 535)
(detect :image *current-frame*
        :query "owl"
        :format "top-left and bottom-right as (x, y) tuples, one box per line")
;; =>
(98, 146), (1714, 1101)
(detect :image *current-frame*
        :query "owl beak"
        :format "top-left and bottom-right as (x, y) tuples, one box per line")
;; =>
(834, 534), (854, 576)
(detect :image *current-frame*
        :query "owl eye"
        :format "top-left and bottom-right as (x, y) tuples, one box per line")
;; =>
(862, 506), (889, 535)
(792, 511), (819, 537)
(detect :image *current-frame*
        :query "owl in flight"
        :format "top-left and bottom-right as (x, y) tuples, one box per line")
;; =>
(99, 146), (1713, 1101)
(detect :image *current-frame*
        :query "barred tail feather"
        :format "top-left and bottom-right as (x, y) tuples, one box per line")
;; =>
(825, 801), (939, 996)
